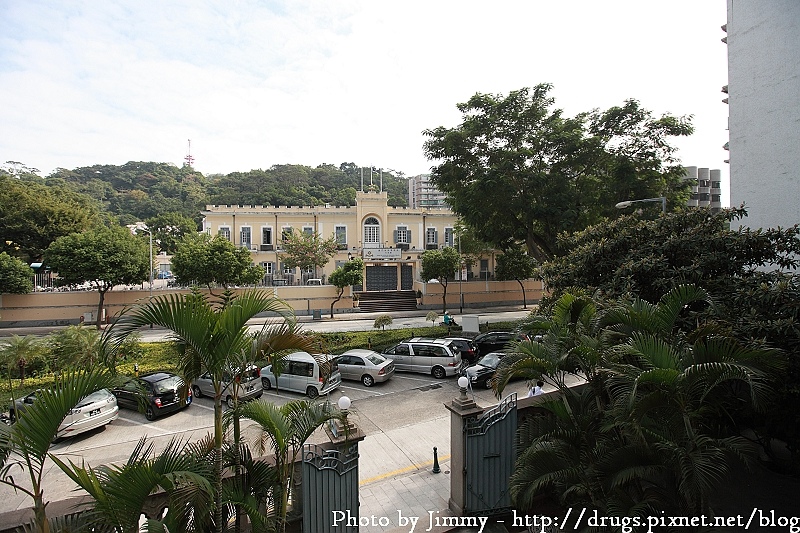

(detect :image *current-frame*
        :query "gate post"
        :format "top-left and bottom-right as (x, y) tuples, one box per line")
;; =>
(302, 396), (366, 533)
(444, 377), (484, 516)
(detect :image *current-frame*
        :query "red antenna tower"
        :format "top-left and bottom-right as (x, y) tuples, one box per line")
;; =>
(183, 139), (195, 168)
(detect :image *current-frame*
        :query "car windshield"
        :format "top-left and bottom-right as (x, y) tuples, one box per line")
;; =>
(366, 354), (386, 365)
(477, 353), (502, 368)
(153, 375), (183, 394)
(74, 389), (109, 408)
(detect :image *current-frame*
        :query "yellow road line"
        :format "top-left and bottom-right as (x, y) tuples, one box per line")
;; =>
(360, 454), (451, 486)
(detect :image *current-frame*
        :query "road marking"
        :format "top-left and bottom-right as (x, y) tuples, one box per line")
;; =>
(360, 454), (451, 485)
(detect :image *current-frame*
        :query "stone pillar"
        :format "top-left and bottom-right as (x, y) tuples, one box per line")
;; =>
(444, 379), (484, 516)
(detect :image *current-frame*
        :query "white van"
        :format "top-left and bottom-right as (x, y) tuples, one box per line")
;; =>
(260, 351), (341, 398)
(382, 337), (463, 378)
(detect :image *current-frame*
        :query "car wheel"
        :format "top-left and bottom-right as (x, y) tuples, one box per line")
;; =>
(8, 410), (16, 423)
(306, 386), (319, 399)
(432, 366), (446, 379)
(145, 406), (156, 421)
(226, 396), (236, 409)
(361, 374), (375, 387)
(484, 378), (494, 390)
(262, 377), (271, 390)
(192, 385), (202, 398)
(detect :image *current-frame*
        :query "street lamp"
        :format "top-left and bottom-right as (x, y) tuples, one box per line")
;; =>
(615, 196), (667, 214)
(135, 224), (154, 299)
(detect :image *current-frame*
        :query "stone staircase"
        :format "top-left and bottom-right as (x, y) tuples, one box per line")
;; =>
(355, 290), (419, 313)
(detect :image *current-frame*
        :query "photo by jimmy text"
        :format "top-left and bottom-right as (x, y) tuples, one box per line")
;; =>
(331, 509), (490, 533)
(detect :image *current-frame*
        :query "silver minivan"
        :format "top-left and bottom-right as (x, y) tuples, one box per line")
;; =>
(260, 351), (341, 398)
(191, 365), (263, 408)
(382, 338), (463, 378)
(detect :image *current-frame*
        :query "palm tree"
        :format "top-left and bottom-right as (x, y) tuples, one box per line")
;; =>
(0, 334), (45, 386)
(102, 288), (314, 533)
(236, 399), (339, 533)
(0, 368), (118, 533)
(51, 436), (215, 533)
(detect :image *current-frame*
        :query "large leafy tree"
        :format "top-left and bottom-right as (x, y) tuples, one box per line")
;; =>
(144, 212), (199, 255)
(423, 84), (693, 262)
(420, 246), (461, 312)
(278, 229), (339, 279)
(495, 246), (537, 309)
(328, 257), (364, 318)
(171, 233), (265, 294)
(0, 174), (99, 262)
(44, 225), (150, 328)
(0, 252), (34, 294)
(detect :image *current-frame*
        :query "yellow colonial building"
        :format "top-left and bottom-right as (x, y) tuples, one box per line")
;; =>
(201, 188), (461, 291)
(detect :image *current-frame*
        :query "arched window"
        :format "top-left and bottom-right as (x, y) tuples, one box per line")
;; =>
(363, 216), (381, 248)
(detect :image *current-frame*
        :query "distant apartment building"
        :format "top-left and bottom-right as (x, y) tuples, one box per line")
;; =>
(407, 174), (448, 209)
(724, 0), (800, 230)
(684, 166), (723, 211)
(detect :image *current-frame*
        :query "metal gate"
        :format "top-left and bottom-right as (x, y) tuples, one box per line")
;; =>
(365, 265), (397, 291)
(463, 393), (517, 515)
(400, 264), (413, 290)
(302, 443), (359, 533)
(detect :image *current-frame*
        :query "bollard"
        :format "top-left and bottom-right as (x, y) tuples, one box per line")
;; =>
(368, 337), (372, 349)
(432, 446), (441, 474)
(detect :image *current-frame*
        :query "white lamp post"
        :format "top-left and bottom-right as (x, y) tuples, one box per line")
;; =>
(136, 224), (153, 299)
(615, 196), (667, 214)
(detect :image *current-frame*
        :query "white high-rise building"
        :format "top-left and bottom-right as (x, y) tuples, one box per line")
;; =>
(684, 166), (724, 212)
(725, 0), (800, 230)
(407, 174), (448, 209)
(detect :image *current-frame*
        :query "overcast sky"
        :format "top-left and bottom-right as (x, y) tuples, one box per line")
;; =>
(1, 0), (729, 197)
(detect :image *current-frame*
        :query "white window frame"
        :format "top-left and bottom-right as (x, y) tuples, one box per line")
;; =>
(261, 226), (273, 245)
(396, 226), (409, 244)
(240, 226), (252, 247)
(335, 225), (347, 246)
(218, 226), (231, 242)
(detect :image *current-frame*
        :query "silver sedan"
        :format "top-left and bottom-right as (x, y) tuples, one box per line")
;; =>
(336, 349), (395, 387)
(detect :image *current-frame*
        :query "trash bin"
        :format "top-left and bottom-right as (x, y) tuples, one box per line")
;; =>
(312, 309), (322, 320)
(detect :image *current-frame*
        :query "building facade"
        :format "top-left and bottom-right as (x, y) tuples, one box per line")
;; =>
(202, 188), (463, 290)
(725, 0), (800, 230)
(407, 174), (448, 209)
(684, 166), (724, 211)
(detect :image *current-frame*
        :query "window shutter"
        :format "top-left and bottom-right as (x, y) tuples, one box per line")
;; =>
(393, 230), (398, 243)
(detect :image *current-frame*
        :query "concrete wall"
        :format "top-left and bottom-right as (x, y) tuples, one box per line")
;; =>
(727, 0), (800, 231)
(0, 279), (542, 327)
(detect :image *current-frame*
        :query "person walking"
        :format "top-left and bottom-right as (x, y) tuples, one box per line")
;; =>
(526, 380), (544, 398)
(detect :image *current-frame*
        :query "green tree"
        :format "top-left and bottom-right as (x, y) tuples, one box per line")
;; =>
(102, 290), (313, 533)
(495, 287), (781, 519)
(0, 252), (34, 294)
(0, 335), (46, 384)
(144, 212), (199, 254)
(373, 314), (393, 330)
(278, 229), (339, 279)
(171, 233), (265, 294)
(495, 246), (537, 309)
(46, 325), (102, 371)
(423, 85), (693, 262)
(44, 225), (150, 329)
(420, 246), (460, 312)
(328, 257), (364, 318)
(0, 174), (99, 262)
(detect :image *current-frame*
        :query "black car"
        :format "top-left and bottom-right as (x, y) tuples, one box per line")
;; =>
(472, 331), (530, 356)
(463, 352), (506, 389)
(443, 337), (479, 364)
(113, 371), (192, 421)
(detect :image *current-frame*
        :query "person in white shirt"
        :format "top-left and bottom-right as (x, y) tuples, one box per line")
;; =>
(526, 380), (544, 398)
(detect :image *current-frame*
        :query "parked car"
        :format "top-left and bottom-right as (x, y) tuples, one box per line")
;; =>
(472, 331), (530, 356)
(336, 349), (395, 386)
(10, 388), (119, 440)
(443, 337), (478, 364)
(463, 352), (507, 389)
(113, 371), (192, 421)
(156, 271), (173, 279)
(260, 351), (341, 398)
(191, 365), (263, 408)
(382, 338), (463, 378)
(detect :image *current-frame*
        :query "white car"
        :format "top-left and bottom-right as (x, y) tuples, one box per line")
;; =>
(336, 349), (395, 387)
(11, 388), (119, 440)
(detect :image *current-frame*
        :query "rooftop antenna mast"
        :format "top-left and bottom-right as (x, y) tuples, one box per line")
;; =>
(183, 139), (195, 168)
